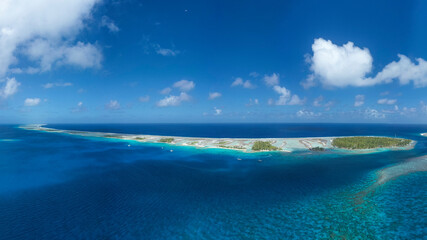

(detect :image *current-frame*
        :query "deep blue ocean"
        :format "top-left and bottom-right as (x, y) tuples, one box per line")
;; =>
(0, 124), (426, 239)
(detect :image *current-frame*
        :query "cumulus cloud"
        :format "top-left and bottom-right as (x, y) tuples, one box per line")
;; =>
(354, 94), (365, 107)
(313, 95), (324, 107)
(156, 47), (180, 56)
(373, 54), (427, 88)
(160, 87), (172, 95)
(288, 95), (305, 105)
(173, 80), (195, 92)
(157, 92), (190, 107)
(303, 38), (376, 88)
(43, 82), (72, 88)
(401, 107), (416, 114)
(249, 72), (259, 77)
(106, 100), (120, 110)
(364, 108), (385, 119)
(263, 73), (280, 86)
(101, 15), (119, 32)
(209, 92), (221, 100)
(24, 98), (41, 106)
(272, 85), (304, 105)
(246, 98), (259, 106)
(231, 77), (255, 89)
(139, 95), (150, 102)
(296, 110), (321, 118)
(0, 77), (20, 98)
(303, 38), (427, 88)
(25, 40), (102, 72)
(0, 0), (102, 76)
(72, 101), (86, 112)
(213, 107), (222, 115)
(377, 98), (397, 105)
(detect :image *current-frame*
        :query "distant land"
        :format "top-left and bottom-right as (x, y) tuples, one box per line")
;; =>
(22, 125), (415, 153)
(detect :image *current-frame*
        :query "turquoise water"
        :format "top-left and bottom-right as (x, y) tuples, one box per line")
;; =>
(0, 124), (426, 239)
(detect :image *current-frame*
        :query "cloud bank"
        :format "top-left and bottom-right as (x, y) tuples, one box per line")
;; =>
(0, 0), (102, 76)
(303, 38), (427, 88)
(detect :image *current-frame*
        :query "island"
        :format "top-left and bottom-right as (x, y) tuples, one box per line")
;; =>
(422, 133), (427, 137)
(20, 125), (415, 153)
(331, 136), (411, 149)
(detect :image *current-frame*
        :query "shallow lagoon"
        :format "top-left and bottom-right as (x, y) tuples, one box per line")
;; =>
(0, 124), (426, 239)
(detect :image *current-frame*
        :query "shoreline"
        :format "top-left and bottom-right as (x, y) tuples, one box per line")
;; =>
(20, 124), (416, 154)
(422, 133), (427, 137)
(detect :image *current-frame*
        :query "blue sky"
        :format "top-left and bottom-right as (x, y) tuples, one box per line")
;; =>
(1, 0), (427, 123)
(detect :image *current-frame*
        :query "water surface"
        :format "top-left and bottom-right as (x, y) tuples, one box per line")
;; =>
(0, 124), (426, 239)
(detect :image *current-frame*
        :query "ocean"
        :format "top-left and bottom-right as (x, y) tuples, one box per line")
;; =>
(0, 123), (426, 239)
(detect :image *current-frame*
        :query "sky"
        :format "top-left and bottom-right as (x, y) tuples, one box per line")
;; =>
(1, 0), (427, 123)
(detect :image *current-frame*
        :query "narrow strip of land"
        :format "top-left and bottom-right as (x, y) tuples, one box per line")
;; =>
(21, 124), (415, 153)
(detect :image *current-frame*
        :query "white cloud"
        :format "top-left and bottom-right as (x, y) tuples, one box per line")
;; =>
(213, 107), (222, 115)
(72, 101), (86, 112)
(24, 98), (41, 106)
(377, 98), (397, 105)
(157, 92), (190, 107)
(249, 72), (259, 77)
(139, 95), (150, 102)
(173, 80), (194, 92)
(303, 38), (377, 88)
(364, 108), (385, 119)
(25, 39), (102, 72)
(263, 73), (280, 86)
(373, 54), (427, 88)
(0, 77), (20, 98)
(273, 85), (291, 105)
(160, 87), (172, 95)
(60, 42), (102, 68)
(106, 100), (120, 110)
(246, 98), (259, 106)
(209, 92), (221, 100)
(296, 110), (321, 118)
(152, 43), (179, 56)
(288, 95), (304, 105)
(101, 16), (119, 32)
(231, 77), (255, 89)
(313, 95), (324, 107)
(272, 85), (303, 105)
(303, 38), (427, 88)
(401, 107), (417, 115)
(156, 48), (180, 56)
(354, 94), (365, 107)
(0, 0), (102, 76)
(43, 82), (72, 88)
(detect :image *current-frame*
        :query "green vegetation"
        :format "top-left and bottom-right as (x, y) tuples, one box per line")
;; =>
(104, 135), (117, 138)
(332, 137), (411, 149)
(252, 141), (280, 151)
(310, 147), (325, 152)
(159, 137), (174, 143)
(134, 137), (145, 140)
(217, 141), (228, 145)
